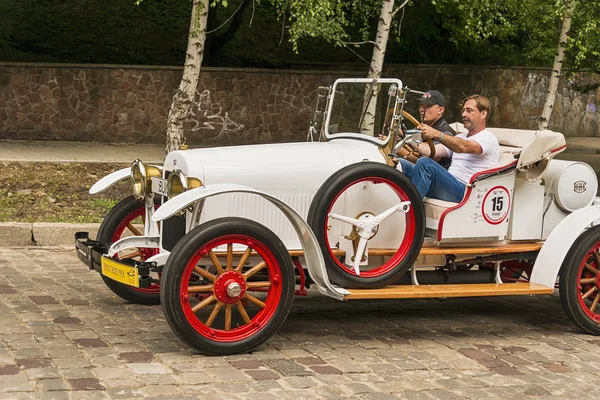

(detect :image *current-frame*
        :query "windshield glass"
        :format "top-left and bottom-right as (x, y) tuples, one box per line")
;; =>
(325, 80), (401, 142)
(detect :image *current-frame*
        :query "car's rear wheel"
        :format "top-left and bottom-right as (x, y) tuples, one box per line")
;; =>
(560, 225), (600, 335)
(307, 162), (425, 288)
(161, 217), (295, 355)
(97, 195), (161, 305)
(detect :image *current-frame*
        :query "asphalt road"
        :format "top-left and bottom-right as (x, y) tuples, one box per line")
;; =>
(1, 246), (600, 399)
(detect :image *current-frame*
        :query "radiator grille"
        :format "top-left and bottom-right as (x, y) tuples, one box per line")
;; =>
(200, 191), (313, 249)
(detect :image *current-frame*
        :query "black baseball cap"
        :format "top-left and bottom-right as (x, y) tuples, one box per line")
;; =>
(419, 90), (445, 106)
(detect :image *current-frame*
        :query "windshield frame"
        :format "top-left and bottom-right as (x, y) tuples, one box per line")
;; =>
(323, 78), (404, 146)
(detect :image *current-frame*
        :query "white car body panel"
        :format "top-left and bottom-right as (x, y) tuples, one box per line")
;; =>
(507, 177), (545, 240)
(531, 206), (600, 288)
(438, 170), (517, 241)
(89, 167), (130, 194)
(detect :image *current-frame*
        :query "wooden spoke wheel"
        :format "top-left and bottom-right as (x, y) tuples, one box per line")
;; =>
(307, 162), (425, 288)
(560, 225), (600, 334)
(96, 195), (161, 305)
(161, 217), (295, 355)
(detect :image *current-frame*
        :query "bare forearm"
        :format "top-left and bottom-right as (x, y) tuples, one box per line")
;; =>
(438, 133), (476, 153)
(419, 123), (482, 155)
(417, 142), (447, 161)
(416, 142), (431, 157)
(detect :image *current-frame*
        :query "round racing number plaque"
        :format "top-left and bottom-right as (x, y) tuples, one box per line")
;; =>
(482, 186), (510, 225)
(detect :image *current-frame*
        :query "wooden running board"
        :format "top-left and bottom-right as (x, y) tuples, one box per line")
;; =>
(418, 242), (542, 256)
(286, 242), (543, 257)
(344, 283), (554, 300)
(213, 242), (543, 258)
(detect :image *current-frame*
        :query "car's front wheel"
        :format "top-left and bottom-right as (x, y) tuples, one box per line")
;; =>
(160, 217), (295, 355)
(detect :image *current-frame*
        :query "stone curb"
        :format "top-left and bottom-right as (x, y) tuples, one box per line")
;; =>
(0, 222), (100, 246)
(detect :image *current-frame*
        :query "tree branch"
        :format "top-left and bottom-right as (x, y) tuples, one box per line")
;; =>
(249, 0), (255, 26)
(206, 0), (250, 34)
(344, 45), (371, 65)
(391, 0), (410, 18)
(279, 9), (286, 46)
(342, 40), (376, 46)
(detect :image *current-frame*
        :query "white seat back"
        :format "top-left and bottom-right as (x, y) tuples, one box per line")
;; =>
(449, 122), (566, 181)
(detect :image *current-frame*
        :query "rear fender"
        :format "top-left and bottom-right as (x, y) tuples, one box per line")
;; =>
(152, 183), (350, 300)
(530, 206), (600, 288)
(89, 167), (131, 194)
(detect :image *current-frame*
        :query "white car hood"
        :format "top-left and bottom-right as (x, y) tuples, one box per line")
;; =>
(163, 139), (386, 190)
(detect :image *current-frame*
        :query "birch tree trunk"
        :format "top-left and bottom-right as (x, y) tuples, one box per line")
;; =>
(165, 0), (210, 153)
(539, 0), (574, 130)
(368, 0), (395, 80)
(360, 0), (396, 134)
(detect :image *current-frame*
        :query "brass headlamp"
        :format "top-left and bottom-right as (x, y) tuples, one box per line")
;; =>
(167, 169), (203, 199)
(131, 159), (161, 200)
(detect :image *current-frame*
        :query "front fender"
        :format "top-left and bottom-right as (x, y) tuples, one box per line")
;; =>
(153, 183), (350, 300)
(107, 236), (160, 257)
(530, 205), (600, 288)
(89, 167), (131, 194)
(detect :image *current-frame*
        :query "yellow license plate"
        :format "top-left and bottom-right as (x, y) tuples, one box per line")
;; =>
(101, 257), (139, 288)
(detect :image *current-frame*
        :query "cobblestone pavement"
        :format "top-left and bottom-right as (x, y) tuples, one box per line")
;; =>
(1, 247), (600, 400)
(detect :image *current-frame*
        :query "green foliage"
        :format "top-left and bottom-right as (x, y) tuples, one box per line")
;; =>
(430, 0), (600, 72)
(569, 0), (600, 72)
(1, 0), (596, 70)
(268, 0), (349, 51)
(431, 0), (521, 44)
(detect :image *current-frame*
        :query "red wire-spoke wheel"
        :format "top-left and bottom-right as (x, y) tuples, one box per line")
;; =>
(307, 162), (425, 288)
(560, 225), (600, 335)
(96, 195), (161, 305)
(161, 217), (295, 356)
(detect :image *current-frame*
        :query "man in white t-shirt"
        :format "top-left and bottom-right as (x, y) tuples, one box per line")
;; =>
(398, 95), (499, 203)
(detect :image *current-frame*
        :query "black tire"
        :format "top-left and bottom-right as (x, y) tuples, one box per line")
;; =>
(161, 217), (295, 356)
(97, 195), (161, 305)
(307, 161), (425, 288)
(560, 225), (600, 335)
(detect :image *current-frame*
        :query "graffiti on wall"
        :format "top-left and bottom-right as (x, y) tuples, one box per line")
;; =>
(522, 73), (547, 107)
(187, 90), (245, 138)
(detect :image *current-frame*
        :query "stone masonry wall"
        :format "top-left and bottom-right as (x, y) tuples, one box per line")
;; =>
(1, 62), (599, 146)
(386, 64), (600, 138)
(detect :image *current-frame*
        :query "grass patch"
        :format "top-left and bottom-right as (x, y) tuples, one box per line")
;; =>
(0, 162), (131, 223)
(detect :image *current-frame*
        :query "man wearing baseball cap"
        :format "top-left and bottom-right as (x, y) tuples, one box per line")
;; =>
(416, 90), (455, 169)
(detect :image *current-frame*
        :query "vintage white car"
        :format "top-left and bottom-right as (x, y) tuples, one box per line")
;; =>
(76, 78), (600, 356)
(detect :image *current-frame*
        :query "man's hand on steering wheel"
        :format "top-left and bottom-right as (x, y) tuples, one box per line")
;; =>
(417, 123), (442, 142)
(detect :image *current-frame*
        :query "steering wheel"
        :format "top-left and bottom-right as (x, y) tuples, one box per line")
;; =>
(399, 110), (436, 159)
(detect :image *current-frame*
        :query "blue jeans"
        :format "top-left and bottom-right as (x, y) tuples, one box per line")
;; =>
(398, 158), (466, 203)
